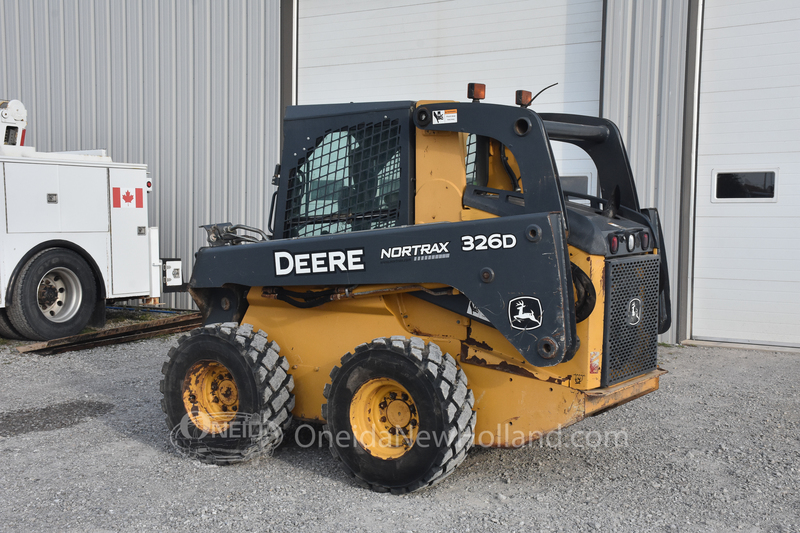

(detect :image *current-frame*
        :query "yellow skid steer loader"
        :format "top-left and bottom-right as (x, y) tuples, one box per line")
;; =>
(160, 84), (671, 494)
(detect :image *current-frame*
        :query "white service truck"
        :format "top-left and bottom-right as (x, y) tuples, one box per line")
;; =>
(0, 99), (181, 341)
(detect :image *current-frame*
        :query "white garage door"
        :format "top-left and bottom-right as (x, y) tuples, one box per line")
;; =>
(298, 0), (602, 111)
(297, 0), (604, 185)
(692, 1), (800, 347)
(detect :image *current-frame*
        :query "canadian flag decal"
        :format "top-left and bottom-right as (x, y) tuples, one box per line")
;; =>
(112, 187), (144, 208)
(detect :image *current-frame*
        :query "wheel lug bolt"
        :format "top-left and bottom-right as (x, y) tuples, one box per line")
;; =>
(379, 401), (387, 409)
(388, 427), (396, 435)
(188, 394), (197, 403)
(401, 393), (408, 401)
(389, 392), (397, 400)
(410, 420), (417, 427)
(380, 416), (387, 423)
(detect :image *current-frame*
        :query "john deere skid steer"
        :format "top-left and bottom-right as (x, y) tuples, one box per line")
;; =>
(160, 84), (671, 494)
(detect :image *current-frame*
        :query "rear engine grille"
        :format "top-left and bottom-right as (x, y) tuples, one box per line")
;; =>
(602, 255), (660, 387)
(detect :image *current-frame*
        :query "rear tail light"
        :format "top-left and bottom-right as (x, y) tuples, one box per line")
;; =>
(609, 234), (619, 254)
(640, 231), (650, 250)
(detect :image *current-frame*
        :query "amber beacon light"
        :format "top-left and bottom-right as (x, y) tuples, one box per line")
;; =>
(467, 83), (485, 102)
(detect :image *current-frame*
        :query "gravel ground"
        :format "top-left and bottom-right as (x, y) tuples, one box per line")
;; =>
(0, 336), (797, 532)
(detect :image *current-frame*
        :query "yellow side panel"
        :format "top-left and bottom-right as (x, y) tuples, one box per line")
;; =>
(460, 362), (584, 448)
(242, 292), (408, 421)
(414, 128), (467, 224)
(557, 247), (607, 390)
(383, 293), (469, 340)
(414, 100), (526, 224)
(415, 179), (465, 224)
(485, 139), (523, 193)
(243, 285), (661, 446)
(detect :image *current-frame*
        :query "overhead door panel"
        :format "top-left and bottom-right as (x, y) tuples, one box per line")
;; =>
(298, 1), (602, 110)
(692, 0), (800, 347)
(297, 0), (603, 197)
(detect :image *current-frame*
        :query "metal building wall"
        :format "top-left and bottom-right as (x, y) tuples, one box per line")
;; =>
(601, 0), (690, 343)
(0, 0), (281, 308)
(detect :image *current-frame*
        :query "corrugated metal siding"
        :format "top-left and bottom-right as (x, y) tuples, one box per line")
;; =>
(601, 0), (689, 343)
(0, 0), (281, 308)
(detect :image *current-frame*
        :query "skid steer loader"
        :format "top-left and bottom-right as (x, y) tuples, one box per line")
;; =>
(160, 84), (671, 494)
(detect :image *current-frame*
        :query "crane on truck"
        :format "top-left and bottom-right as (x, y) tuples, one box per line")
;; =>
(160, 84), (671, 493)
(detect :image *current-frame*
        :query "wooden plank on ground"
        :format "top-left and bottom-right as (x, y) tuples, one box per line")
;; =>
(17, 313), (203, 355)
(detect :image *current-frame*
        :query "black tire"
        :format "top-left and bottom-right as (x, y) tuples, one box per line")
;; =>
(0, 309), (25, 340)
(322, 336), (476, 494)
(160, 322), (295, 464)
(7, 248), (97, 341)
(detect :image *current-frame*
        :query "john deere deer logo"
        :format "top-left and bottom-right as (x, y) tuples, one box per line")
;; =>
(508, 296), (542, 331)
(626, 298), (642, 326)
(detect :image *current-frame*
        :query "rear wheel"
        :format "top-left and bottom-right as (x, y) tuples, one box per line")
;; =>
(323, 336), (475, 493)
(160, 322), (295, 464)
(7, 248), (96, 340)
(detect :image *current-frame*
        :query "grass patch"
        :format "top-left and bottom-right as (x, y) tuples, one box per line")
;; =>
(106, 308), (163, 324)
(79, 307), (176, 335)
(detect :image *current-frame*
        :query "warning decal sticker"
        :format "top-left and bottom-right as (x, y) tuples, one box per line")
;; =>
(466, 301), (489, 321)
(589, 351), (601, 374)
(432, 109), (457, 125)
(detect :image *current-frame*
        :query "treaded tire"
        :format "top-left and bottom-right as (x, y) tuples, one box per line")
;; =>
(7, 248), (97, 341)
(322, 336), (476, 494)
(0, 309), (25, 340)
(160, 322), (295, 465)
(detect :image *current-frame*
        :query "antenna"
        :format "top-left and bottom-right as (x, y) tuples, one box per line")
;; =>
(531, 82), (558, 103)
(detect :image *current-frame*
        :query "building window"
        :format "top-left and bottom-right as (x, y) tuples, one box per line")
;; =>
(713, 170), (777, 202)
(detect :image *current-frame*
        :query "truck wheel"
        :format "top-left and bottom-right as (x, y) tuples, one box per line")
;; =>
(0, 309), (25, 340)
(160, 323), (295, 465)
(7, 248), (97, 341)
(322, 336), (476, 494)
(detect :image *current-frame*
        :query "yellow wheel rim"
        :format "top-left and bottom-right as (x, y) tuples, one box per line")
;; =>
(182, 361), (239, 434)
(349, 378), (419, 459)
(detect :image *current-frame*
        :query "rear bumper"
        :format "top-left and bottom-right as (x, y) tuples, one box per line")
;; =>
(584, 367), (667, 416)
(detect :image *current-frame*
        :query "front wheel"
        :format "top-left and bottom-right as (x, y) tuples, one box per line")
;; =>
(7, 248), (97, 340)
(323, 336), (475, 494)
(160, 323), (295, 464)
